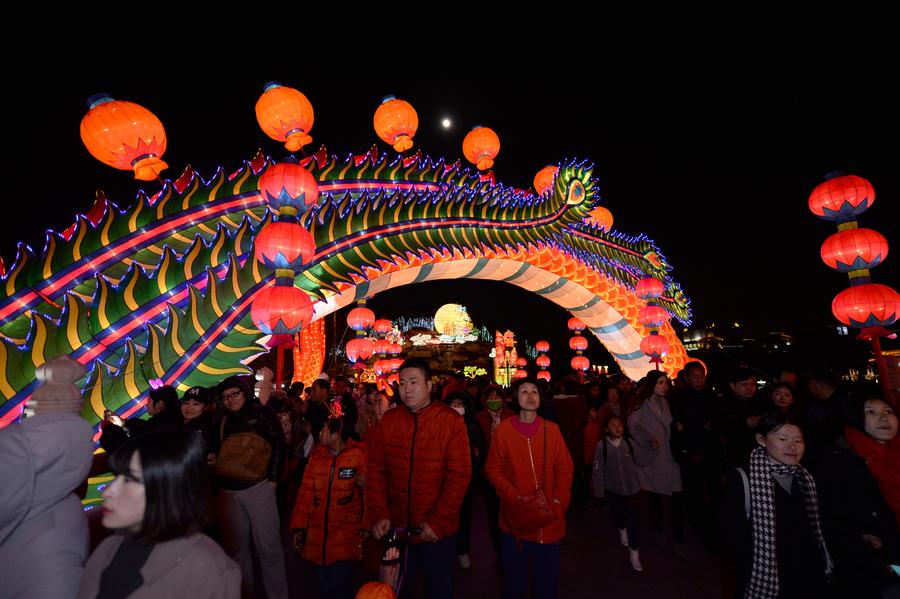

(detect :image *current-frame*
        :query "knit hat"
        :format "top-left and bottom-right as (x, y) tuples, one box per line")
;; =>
(182, 385), (213, 404)
(32, 356), (87, 416)
(355, 582), (395, 599)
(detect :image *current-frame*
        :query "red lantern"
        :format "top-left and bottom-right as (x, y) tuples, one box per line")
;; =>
(373, 319), (394, 335)
(640, 335), (670, 359)
(251, 286), (314, 335)
(635, 278), (665, 299)
(533, 166), (558, 196)
(515, 357), (528, 368)
(535, 340), (550, 353)
(569, 336), (588, 351)
(586, 206), (614, 231)
(373, 360), (390, 376)
(255, 82), (314, 152)
(347, 306), (376, 331)
(567, 317), (586, 332)
(80, 94), (168, 181)
(832, 283), (900, 328)
(386, 373), (399, 387)
(373, 339), (392, 355)
(374, 96), (418, 152)
(536, 370), (551, 382)
(514, 369), (528, 380)
(345, 338), (375, 363)
(536, 355), (551, 369)
(808, 174), (875, 222)
(820, 228), (889, 272)
(462, 126), (500, 171)
(387, 343), (404, 355)
(258, 162), (320, 213)
(570, 356), (590, 371)
(639, 305), (669, 328)
(254, 222), (316, 270)
(390, 358), (405, 371)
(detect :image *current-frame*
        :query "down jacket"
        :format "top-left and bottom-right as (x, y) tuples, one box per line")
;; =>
(365, 401), (471, 541)
(289, 443), (368, 565)
(485, 417), (574, 544)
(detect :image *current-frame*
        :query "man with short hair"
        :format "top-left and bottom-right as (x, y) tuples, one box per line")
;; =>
(719, 367), (766, 467)
(366, 358), (472, 599)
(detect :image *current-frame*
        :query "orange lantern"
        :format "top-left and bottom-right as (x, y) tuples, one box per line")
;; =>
(569, 336), (588, 351)
(346, 338), (375, 362)
(587, 206), (614, 230)
(462, 126), (500, 171)
(80, 94), (169, 181)
(515, 357), (528, 368)
(373, 319), (393, 335)
(533, 166), (558, 196)
(374, 96), (418, 152)
(373, 339), (392, 355)
(570, 356), (590, 371)
(567, 317), (586, 332)
(255, 82), (314, 152)
(535, 340), (550, 353)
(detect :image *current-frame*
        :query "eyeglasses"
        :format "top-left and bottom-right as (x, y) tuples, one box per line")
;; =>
(221, 390), (244, 401)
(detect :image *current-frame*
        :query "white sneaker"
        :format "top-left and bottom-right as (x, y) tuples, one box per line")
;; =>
(458, 554), (471, 569)
(618, 528), (629, 548)
(628, 548), (643, 572)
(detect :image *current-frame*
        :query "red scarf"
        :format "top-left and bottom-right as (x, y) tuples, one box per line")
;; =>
(845, 425), (900, 527)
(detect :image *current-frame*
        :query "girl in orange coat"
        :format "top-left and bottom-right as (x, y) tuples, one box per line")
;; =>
(485, 378), (574, 599)
(290, 415), (367, 599)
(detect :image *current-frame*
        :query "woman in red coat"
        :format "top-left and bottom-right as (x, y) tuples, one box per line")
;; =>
(485, 378), (574, 599)
(290, 415), (367, 599)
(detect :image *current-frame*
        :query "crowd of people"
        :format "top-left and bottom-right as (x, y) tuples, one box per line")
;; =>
(1, 354), (899, 599)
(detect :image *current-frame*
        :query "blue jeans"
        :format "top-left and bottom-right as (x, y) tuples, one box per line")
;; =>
(500, 532), (560, 599)
(399, 534), (456, 599)
(315, 561), (354, 599)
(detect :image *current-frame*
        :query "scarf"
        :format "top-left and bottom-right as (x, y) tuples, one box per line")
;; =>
(844, 425), (900, 527)
(745, 447), (831, 599)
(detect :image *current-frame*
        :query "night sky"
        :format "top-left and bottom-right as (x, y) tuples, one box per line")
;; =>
(4, 6), (896, 359)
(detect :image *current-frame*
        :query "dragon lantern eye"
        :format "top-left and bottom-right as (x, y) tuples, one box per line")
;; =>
(567, 180), (585, 205)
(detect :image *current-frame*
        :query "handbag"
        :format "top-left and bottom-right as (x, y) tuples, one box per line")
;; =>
(503, 424), (558, 535)
(215, 416), (272, 483)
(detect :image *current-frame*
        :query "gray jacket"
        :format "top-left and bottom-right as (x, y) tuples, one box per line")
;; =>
(628, 396), (683, 495)
(592, 436), (655, 497)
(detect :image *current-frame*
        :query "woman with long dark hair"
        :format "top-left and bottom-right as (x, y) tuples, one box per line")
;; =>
(77, 427), (239, 598)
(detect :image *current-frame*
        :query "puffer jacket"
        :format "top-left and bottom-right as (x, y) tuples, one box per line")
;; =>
(290, 443), (368, 565)
(365, 401), (471, 541)
(485, 417), (574, 544)
(217, 403), (286, 490)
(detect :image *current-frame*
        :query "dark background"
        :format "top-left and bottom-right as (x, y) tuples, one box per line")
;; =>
(3, 4), (896, 370)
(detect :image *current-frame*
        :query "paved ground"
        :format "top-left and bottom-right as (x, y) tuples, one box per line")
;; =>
(285, 492), (730, 598)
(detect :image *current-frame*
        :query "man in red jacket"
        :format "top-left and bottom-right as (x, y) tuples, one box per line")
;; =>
(367, 358), (472, 599)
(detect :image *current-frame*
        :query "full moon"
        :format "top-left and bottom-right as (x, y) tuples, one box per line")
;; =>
(441, 118), (452, 129)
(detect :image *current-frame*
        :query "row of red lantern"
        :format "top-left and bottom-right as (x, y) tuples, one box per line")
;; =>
(345, 337), (404, 362)
(567, 317), (591, 373)
(635, 277), (671, 367)
(534, 339), (551, 382)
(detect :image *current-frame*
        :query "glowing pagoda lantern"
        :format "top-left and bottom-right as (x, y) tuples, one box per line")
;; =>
(258, 162), (320, 214)
(831, 284), (900, 329)
(536, 355), (551, 369)
(347, 305), (376, 331)
(537, 370), (551, 382)
(254, 222), (316, 270)
(570, 356), (590, 372)
(374, 96), (418, 152)
(635, 278), (665, 300)
(640, 335), (670, 363)
(820, 228), (889, 272)
(586, 206), (614, 231)
(569, 336), (588, 351)
(533, 166), (558, 196)
(462, 126), (500, 171)
(80, 93), (169, 181)
(639, 305), (669, 328)
(373, 319), (393, 335)
(514, 369), (528, 380)
(255, 82), (314, 152)
(808, 174), (875, 223)
(345, 338), (375, 363)
(567, 317), (587, 332)
(515, 357), (528, 368)
(535, 340), (550, 353)
(251, 285), (314, 343)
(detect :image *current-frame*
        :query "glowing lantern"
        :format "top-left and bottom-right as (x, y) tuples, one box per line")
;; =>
(390, 358), (404, 371)
(374, 96), (418, 152)
(258, 162), (319, 213)
(831, 284), (900, 328)
(373, 339), (392, 355)
(570, 356), (590, 371)
(586, 206), (614, 231)
(80, 94), (168, 181)
(515, 357), (528, 368)
(820, 228), (888, 272)
(569, 336), (588, 351)
(534, 166), (558, 196)
(639, 305), (669, 328)
(635, 278), (665, 300)
(536, 355), (550, 369)
(373, 360), (389, 376)
(374, 319), (393, 335)
(251, 286), (314, 335)
(537, 370), (551, 382)
(345, 338), (375, 362)
(640, 335), (670, 360)
(567, 317), (586, 332)
(347, 306), (376, 331)
(255, 82), (314, 152)
(386, 373), (399, 387)
(808, 174), (875, 222)
(535, 340), (550, 353)
(387, 343), (404, 355)
(254, 222), (316, 270)
(462, 126), (500, 171)
(514, 369), (528, 380)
